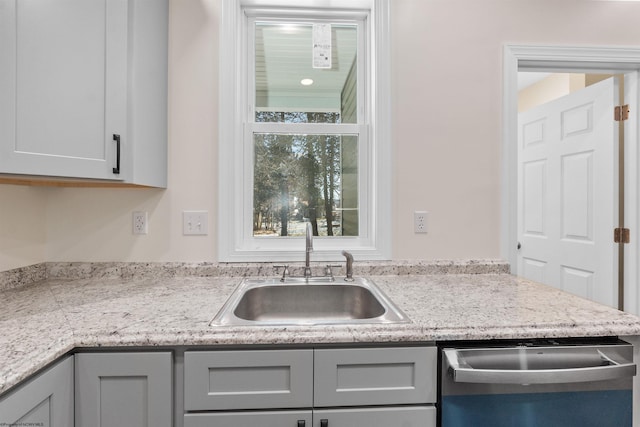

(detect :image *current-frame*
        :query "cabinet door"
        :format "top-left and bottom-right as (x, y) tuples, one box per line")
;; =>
(0, 355), (73, 427)
(0, 0), (127, 180)
(184, 410), (312, 427)
(314, 346), (437, 407)
(184, 349), (313, 411)
(313, 406), (436, 427)
(75, 352), (172, 427)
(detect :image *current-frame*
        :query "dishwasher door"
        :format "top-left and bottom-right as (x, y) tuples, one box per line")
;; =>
(440, 341), (635, 427)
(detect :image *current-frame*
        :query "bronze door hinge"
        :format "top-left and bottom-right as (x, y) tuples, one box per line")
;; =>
(615, 105), (630, 122)
(614, 227), (630, 244)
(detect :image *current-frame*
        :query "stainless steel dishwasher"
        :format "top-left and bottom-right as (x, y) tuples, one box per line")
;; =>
(440, 339), (636, 427)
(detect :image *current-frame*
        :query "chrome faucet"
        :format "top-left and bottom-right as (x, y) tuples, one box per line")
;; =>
(304, 222), (313, 278)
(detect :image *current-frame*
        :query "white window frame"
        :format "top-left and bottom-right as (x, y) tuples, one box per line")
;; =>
(218, 0), (391, 262)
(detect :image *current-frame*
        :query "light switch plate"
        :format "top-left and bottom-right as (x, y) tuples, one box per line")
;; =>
(183, 211), (208, 235)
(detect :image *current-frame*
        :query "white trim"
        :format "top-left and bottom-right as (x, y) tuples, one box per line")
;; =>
(502, 44), (640, 314)
(219, 0), (391, 262)
(624, 71), (639, 315)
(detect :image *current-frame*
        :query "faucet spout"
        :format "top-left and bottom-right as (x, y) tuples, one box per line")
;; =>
(304, 222), (313, 278)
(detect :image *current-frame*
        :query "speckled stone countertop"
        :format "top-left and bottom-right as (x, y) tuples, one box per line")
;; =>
(2, 261), (640, 395)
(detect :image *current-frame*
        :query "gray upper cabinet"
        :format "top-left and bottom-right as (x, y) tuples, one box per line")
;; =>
(0, 0), (168, 187)
(75, 352), (172, 427)
(0, 355), (74, 427)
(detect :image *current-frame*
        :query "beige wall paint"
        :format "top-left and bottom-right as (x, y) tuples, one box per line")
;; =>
(391, 0), (640, 260)
(518, 74), (572, 113)
(0, 185), (47, 271)
(44, 0), (220, 265)
(518, 73), (612, 113)
(2, 0), (640, 271)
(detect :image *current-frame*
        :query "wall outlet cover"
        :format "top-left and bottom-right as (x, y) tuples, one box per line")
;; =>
(414, 211), (428, 234)
(133, 211), (148, 235)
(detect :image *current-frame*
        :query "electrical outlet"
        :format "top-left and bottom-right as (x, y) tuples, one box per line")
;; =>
(183, 211), (208, 235)
(132, 211), (148, 235)
(414, 211), (428, 234)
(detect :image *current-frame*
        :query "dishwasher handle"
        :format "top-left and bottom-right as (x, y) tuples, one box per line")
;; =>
(444, 348), (637, 385)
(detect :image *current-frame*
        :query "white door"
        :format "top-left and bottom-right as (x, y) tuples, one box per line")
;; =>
(517, 77), (618, 307)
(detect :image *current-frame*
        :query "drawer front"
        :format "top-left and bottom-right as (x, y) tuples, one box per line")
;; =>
(184, 410), (312, 427)
(313, 406), (436, 427)
(184, 349), (313, 410)
(314, 346), (437, 407)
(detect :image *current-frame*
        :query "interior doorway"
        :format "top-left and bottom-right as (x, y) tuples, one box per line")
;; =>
(517, 75), (619, 308)
(502, 45), (640, 314)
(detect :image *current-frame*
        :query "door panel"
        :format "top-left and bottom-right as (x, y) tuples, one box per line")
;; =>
(0, 356), (74, 427)
(518, 77), (618, 307)
(522, 160), (547, 236)
(562, 151), (593, 240)
(562, 266), (594, 300)
(75, 352), (172, 427)
(0, 0), (126, 180)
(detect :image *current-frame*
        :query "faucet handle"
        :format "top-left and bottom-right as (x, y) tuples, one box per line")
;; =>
(324, 264), (342, 281)
(273, 264), (289, 282)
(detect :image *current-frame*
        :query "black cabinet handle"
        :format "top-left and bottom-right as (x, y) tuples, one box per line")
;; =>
(297, 421), (305, 427)
(112, 134), (121, 174)
(320, 420), (328, 427)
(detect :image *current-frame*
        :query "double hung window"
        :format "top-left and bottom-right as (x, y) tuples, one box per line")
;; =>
(219, 0), (390, 261)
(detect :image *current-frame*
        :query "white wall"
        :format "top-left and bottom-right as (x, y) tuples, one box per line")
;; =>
(2, 0), (640, 271)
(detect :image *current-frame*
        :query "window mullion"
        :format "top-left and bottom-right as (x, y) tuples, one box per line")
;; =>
(248, 122), (362, 135)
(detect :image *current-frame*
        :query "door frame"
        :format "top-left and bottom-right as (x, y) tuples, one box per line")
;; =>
(502, 44), (640, 313)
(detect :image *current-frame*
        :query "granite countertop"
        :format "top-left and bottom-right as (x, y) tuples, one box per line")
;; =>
(2, 263), (640, 395)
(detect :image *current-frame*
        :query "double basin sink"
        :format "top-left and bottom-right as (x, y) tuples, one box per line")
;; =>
(212, 276), (409, 326)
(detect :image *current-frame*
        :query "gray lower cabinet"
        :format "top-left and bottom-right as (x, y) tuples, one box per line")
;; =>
(314, 406), (436, 427)
(184, 346), (437, 427)
(184, 410), (313, 427)
(184, 407), (434, 427)
(184, 349), (313, 411)
(314, 346), (437, 407)
(75, 352), (172, 427)
(0, 355), (73, 427)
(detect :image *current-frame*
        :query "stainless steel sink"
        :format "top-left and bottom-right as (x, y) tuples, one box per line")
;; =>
(212, 277), (409, 326)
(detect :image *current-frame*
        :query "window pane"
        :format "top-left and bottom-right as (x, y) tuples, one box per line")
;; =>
(255, 22), (357, 123)
(253, 133), (358, 237)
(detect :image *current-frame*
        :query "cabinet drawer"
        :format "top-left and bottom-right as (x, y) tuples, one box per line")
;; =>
(314, 406), (436, 427)
(184, 349), (313, 410)
(314, 346), (437, 407)
(184, 410), (312, 427)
